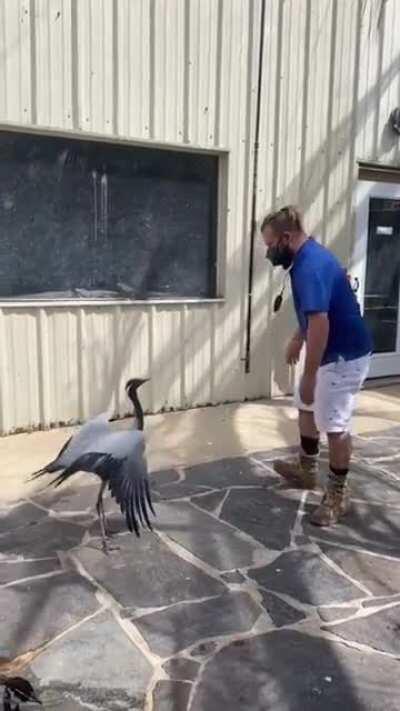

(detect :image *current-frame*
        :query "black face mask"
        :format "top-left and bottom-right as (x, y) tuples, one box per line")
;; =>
(266, 242), (294, 270)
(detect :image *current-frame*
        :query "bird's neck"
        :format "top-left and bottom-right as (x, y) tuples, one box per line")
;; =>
(130, 392), (144, 430)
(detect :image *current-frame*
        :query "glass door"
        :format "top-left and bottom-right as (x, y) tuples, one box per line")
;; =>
(353, 181), (400, 378)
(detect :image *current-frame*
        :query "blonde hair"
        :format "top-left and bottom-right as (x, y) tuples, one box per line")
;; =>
(260, 205), (304, 235)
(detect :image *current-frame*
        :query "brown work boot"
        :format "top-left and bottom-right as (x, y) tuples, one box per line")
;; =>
(273, 454), (318, 490)
(310, 483), (350, 527)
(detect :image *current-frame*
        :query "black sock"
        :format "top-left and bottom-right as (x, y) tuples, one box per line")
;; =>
(329, 466), (348, 490)
(301, 435), (320, 456)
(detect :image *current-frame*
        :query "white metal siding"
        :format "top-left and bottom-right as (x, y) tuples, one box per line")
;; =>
(254, 0), (400, 397)
(0, 0), (399, 432)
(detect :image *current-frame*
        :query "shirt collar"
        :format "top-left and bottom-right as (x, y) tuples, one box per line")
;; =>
(292, 236), (313, 267)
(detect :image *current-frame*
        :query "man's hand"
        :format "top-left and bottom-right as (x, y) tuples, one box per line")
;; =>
(285, 335), (303, 365)
(300, 373), (316, 405)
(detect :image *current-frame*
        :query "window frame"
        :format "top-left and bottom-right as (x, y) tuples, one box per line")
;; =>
(0, 122), (229, 307)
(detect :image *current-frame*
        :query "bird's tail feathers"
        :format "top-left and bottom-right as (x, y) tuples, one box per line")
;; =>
(28, 467), (47, 482)
(49, 465), (78, 488)
(28, 458), (64, 483)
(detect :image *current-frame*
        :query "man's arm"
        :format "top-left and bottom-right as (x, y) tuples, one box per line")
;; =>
(300, 312), (329, 404)
(292, 328), (305, 343)
(286, 329), (305, 365)
(304, 313), (329, 375)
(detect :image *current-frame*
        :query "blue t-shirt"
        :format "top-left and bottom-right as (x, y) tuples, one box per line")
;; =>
(290, 238), (372, 365)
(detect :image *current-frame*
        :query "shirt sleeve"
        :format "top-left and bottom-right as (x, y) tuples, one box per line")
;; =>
(297, 268), (332, 314)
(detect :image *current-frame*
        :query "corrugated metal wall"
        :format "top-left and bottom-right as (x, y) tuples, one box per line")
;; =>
(0, 0), (263, 432)
(252, 0), (400, 398)
(0, 0), (399, 433)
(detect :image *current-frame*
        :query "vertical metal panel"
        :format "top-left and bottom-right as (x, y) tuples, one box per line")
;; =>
(149, 305), (184, 412)
(1, 0), (32, 124)
(0, 310), (13, 433)
(76, 0), (114, 134)
(356, 1), (382, 162)
(300, 0), (335, 235)
(34, 0), (73, 129)
(3, 310), (41, 429)
(113, 307), (151, 416)
(83, 308), (121, 414)
(0, 1), (6, 117)
(186, 0), (219, 146)
(45, 308), (79, 423)
(212, 0), (258, 405)
(117, 0), (151, 139)
(275, 0), (308, 206)
(183, 305), (213, 407)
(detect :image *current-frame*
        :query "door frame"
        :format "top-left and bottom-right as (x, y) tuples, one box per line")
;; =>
(352, 179), (400, 378)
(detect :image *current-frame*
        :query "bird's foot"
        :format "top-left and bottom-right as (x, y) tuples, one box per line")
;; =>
(104, 525), (118, 537)
(101, 538), (120, 555)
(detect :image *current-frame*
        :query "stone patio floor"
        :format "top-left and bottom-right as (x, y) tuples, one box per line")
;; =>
(1, 425), (400, 709)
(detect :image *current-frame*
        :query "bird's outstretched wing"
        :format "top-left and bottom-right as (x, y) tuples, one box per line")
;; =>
(30, 412), (111, 480)
(46, 451), (115, 488)
(45, 443), (155, 536)
(107, 444), (155, 536)
(56, 413), (112, 465)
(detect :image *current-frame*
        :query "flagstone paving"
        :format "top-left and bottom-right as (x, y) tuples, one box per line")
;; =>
(1, 426), (400, 710)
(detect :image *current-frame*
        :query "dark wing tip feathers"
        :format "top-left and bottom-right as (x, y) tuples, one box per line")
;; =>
(107, 462), (155, 538)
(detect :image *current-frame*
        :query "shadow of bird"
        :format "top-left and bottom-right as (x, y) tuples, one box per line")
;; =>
(28, 378), (155, 553)
(0, 675), (41, 710)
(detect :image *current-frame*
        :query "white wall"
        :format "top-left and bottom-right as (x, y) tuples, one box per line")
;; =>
(0, 0), (265, 432)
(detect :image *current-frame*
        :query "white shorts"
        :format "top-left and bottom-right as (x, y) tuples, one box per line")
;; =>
(293, 354), (371, 433)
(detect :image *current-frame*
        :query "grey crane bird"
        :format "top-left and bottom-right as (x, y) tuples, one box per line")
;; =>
(29, 378), (155, 552)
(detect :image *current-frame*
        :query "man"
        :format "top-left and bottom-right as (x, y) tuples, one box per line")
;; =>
(261, 206), (372, 526)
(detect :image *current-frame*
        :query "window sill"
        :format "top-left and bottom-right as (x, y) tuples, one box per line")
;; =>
(0, 297), (226, 309)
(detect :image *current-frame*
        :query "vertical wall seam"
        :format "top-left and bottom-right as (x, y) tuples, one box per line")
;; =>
(346, 0), (363, 264)
(321, 0), (338, 243)
(298, 0), (312, 206)
(271, 0), (284, 208)
(112, 0), (119, 135)
(148, 0), (156, 139)
(29, 0), (37, 124)
(70, 0), (79, 129)
(182, 0), (190, 143)
(213, 0), (224, 147)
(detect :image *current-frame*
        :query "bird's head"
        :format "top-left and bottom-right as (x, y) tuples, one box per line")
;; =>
(125, 378), (149, 397)
(125, 378), (149, 431)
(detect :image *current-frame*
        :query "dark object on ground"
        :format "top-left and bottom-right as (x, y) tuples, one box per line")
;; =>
(0, 675), (41, 710)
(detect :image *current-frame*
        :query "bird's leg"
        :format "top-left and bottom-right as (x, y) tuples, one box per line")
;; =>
(96, 481), (109, 553)
(99, 495), (109, 536)
(96, 481), (119, 554)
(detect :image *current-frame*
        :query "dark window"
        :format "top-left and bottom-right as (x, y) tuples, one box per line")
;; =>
(0, 130), (219, 300)
(364, 197), (400, 353)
